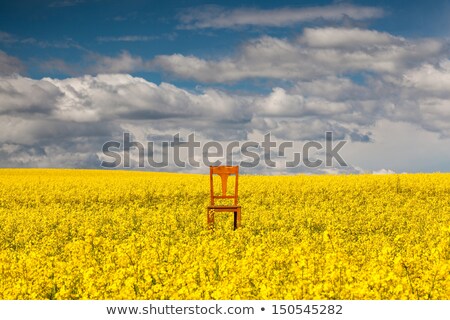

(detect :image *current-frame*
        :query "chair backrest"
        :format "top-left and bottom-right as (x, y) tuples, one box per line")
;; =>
(210, 166), (239, 206)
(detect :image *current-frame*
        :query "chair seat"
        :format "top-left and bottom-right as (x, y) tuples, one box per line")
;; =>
(208, 205), (241, 210)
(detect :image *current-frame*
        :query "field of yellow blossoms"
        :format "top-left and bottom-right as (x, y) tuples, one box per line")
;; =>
(0, 169), (449, 299)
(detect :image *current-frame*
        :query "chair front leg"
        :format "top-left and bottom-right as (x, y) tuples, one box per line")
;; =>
(237, 208), (241, 229)
(234, 209), (241, 230)
(207, 208), (215, 229)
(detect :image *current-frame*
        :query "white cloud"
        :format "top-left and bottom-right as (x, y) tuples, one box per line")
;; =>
(0, 74), (368, 170)
(372, 168), (395, 174)
(97, 35), (159, 42)
(49, 0), (85, 8)
(87, 51), (145, 74)
(298, 27), (401, 48)
(0, 30), (83, 50)
(42, 74), (251, 123)
(152, 54), (236, 82)
(153, 29), (445, 82)
(290, 76), (369, 101)
(39, 58), (77, 75)
(2, 72), (450, 141)
(0, 75), (61, 114)
(402, 60), (450, 95)
(0, 51), (24, 75)
(417, 98), (450, 136)
(44, 51), (151, 76)
(38, 52), (145, 76)
(1, 70), (450, 171)
(341, 120), (450, 173)
(178, 4), (384, 29)
(256, 87), (351, 117)
(152, 36), (320, 82)
(0, 116), (113, 145)
(0, 31), (16, 44)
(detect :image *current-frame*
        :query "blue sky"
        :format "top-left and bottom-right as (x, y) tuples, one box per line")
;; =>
(2, 0), (450, 81)
(1, 0), (450, 173)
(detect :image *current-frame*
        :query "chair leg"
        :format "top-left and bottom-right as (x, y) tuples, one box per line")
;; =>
(207, 208), (214, 229)
(234, 208), (241, 230)
(237, 208), (241, 229)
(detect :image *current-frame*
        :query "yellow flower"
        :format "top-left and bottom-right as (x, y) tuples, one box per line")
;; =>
(0, 169), (448, 299)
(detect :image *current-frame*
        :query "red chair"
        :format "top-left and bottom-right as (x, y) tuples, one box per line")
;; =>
(207, 166), (241, 230)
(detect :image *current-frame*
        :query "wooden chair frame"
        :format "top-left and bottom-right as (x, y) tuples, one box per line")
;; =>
(207, 165), (241, 230)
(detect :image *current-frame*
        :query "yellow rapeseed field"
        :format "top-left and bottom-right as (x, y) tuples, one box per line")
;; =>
(0, 169), (449, 299)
